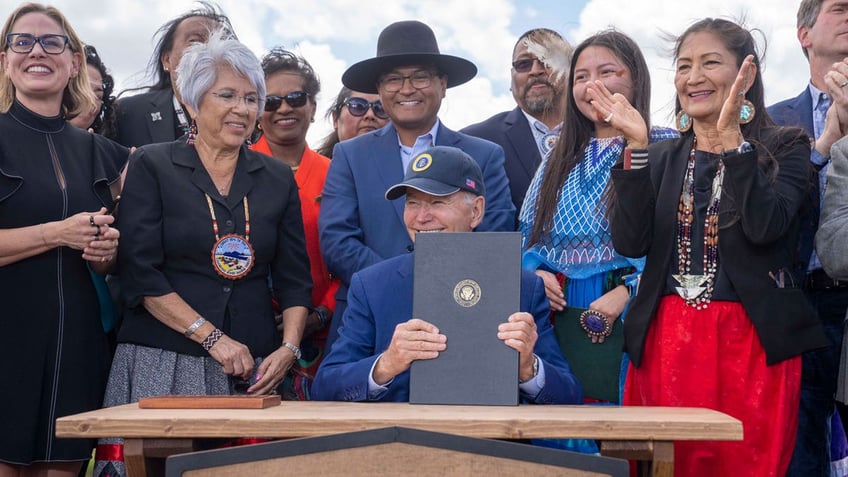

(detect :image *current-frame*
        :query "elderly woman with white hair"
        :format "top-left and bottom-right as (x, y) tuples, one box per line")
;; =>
(102, 28), (311, 408)
(96, 29), (312, 472)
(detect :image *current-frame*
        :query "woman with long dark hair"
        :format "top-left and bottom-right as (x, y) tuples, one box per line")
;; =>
(519, 30), (676, 415)
(601, 18), (828, 475)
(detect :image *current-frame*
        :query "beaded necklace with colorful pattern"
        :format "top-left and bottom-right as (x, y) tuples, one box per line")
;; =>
(673, 137), (725, 309)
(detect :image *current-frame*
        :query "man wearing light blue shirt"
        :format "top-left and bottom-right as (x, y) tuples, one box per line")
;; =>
(319, 21), (515, 349)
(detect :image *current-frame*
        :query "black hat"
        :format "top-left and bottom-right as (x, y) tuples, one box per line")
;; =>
(342, 20), (477, 94)
(386, 146), (485, 200)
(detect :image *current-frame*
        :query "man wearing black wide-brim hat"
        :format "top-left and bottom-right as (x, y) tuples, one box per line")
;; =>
(319, 20), (516, 348)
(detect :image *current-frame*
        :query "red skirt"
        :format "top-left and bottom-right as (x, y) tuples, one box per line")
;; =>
(623, 295), (800, 476)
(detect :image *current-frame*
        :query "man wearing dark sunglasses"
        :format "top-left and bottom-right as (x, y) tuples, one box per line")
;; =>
(319, 20), (516, 349)
(463, 29), (572, 218)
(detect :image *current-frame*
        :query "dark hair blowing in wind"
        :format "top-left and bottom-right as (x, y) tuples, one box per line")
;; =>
(528, 29), (651, 247)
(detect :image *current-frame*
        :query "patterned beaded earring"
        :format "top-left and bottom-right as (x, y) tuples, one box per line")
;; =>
(186, 119), (198, 146)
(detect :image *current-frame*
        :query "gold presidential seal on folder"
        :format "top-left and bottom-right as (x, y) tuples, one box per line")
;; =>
(453, 279), (482, 307)
(411, 232), (522, 405)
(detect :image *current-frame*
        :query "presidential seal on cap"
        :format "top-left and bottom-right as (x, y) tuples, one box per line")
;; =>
(385, 146), (485, 200)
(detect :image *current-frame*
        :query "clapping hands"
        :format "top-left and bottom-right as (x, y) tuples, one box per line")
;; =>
(817, 57), (848, 156)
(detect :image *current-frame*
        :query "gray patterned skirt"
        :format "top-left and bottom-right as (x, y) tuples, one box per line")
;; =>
(94, 343), (232, 477)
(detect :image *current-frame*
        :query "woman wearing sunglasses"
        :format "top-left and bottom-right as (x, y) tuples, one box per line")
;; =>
(316, 86), (390, 158)
(250, 48), (338, 400)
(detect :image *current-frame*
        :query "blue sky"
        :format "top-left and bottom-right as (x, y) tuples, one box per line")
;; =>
(24, 0), (810, 144)
(509, 0), (586, 37)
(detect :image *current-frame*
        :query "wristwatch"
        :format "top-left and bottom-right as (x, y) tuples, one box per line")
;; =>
(519, 355), (540, 384)
(737, 141), (753, 154)
(282, 341), (302, 360)
(724, 141), (753, 157)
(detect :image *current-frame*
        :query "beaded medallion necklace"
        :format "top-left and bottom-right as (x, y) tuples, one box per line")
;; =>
(672, 137), (725, 309)
(205, 194), (255, 280)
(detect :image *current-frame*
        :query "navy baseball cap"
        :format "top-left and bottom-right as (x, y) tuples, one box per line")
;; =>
(385, 146), (485, 200)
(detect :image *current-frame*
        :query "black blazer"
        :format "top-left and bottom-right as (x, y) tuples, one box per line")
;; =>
(116, 140), (313, 357)
(462, 107), (542, 214)
(610, 130), (827, 367)
(114, 88), (181, 148)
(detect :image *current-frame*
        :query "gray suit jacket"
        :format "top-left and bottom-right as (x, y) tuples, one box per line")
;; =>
(816, 136), (848, 281)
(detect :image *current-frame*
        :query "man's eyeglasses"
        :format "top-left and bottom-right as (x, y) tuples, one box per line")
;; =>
(511, 58), (546, 73)
(265, 91), (310, 111)
(344, 97), (388, 119)
(379, 70), (438, 93)
(5, 33), (69, 55)
(210, 91), (260, 108)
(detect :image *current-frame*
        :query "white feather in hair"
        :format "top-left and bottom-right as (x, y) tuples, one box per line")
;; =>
(523, 34), (572, 84)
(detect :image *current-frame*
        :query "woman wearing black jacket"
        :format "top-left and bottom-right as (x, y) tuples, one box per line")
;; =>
(590, 18), (828, 476)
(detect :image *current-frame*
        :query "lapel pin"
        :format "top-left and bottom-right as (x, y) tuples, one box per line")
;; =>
(150, 111), (162, 122)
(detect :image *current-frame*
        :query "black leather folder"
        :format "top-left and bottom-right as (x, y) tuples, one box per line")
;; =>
(410, 232), (521, 405)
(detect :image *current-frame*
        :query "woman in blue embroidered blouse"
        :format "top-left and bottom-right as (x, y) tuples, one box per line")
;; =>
(519, 30), (677, 408)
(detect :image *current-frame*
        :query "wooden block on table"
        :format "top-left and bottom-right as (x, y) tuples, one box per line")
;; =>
(138, 395), (281, 409)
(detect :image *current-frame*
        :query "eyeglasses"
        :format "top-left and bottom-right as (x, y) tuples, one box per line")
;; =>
(344, 97), (389, 119)
(264, 91), (310, 111)
(5, 33), (69, 55)
(379, 70), (438, 93)
(511, 58), (546, 73)
(210, 91), (260, 108)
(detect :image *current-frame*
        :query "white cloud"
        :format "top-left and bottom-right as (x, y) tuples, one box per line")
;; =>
(29, 0), (811, 142)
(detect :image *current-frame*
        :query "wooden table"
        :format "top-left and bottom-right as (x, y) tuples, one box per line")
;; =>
(57, 401), (742, 476)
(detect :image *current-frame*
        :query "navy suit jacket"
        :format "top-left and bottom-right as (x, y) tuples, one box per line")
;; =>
(769, 89), (820, 278)
(115, 88), (181, 148)
(769, 89), (814, 136)
(462, 107), (542, 214)
(319, 121), (516, 344)
(311, 253), (582, 403)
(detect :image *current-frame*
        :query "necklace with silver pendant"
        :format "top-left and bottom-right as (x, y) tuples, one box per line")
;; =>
(674, 137), (724, 309)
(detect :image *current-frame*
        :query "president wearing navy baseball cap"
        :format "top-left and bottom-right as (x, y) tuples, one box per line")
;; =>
(312, 145), (581, 404)
(386, 146), (485, 200)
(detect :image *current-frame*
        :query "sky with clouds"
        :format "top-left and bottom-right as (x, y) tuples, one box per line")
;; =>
(14, 0), (811, 144)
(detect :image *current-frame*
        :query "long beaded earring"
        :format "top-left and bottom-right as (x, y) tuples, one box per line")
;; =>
(676, 110), (692, 133)
(186, 119), (198, 146)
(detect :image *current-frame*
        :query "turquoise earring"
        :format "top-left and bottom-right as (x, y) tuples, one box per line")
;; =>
(676, 110), (692, 133)
(739, 100), (755, 124)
